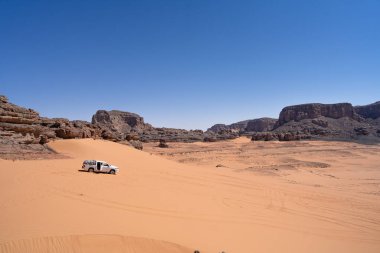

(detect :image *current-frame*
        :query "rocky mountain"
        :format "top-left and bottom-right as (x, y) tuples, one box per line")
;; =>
(207, 118), (277, 134)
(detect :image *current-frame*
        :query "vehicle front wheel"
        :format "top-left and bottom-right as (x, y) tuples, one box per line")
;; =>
(109, 169), (116, 175)
(88, 168), (94, 173)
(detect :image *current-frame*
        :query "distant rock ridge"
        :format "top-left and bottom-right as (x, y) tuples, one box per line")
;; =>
(91, 109), (236, 143)
(207, 120), (252, 133)
(354, 101), (380, 119)
(1, 93), (380, 159)
(208, 101), (380, 142)
(207, 118), (277, 134)
(263, 102), (380, 142)
(277, 103), (357, 126)
(245, 118), (278, 132)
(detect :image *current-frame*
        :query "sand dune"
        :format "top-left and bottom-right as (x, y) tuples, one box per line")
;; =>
(1, 138), (380, 252)
(0, 235), (191, 253)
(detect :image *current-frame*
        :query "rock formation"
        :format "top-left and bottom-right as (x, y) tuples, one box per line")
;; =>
(207, 120), (252, 133)
(245, 118), (277, 132)
(2, 93), (380, 159)
(278, 103), (357, 126)
(0, 95), (102, 159)
(262, 102), (380, 142)
(251, 132), (311, 141)
(158, 139), (169, 148)
(91, 110), (236, 143)
(354, 101), (380, 119)
(207, 118), (277, 134)
(92, 110), (153, 134)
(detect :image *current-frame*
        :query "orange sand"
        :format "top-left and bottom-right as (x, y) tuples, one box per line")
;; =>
(1, 138), (380, 252)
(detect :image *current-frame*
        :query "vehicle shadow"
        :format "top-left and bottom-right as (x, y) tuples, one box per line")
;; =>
(77, 169), (115, 175)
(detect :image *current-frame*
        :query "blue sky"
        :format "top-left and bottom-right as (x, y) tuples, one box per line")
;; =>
(1, 0), (379, 130)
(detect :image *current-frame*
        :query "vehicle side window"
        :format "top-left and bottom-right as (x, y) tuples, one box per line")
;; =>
(103, 163), (109, 166)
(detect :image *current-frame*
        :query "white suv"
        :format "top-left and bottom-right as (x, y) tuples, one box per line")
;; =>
(82, 160), (119, 174)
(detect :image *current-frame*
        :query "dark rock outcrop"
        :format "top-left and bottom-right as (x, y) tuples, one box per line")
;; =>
(92, 110), (238, 143)
(207, 120), (252, 133)
(253, 101), (380, 142)
(207, 124), (230, 133)
(92, 110), (153, 134)
(251, 132), (311, 141)
(278, 103), (357, 126)
(245, 118), (277, 132)
(139, 128), (207, 142)
(354, 101), (380, 119)
(207, 118), (277, 136)
(158, 139), (169, 148)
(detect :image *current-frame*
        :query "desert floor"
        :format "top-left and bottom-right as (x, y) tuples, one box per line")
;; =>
(1, 137), (380, 253)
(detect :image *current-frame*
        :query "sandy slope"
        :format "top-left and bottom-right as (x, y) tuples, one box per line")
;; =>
(1, 138), (380, 253)
(0, 235), (191, 253)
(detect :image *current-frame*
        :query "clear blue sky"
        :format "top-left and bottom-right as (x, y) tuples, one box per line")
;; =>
(1, 0), (379, 130)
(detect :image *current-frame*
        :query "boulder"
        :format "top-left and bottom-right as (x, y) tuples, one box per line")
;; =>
(129, 140), (143, 150)
(203, 137), (217, 142)
(311, 119), (328, 128)
(354, 127), (370, 136)
(158, 139), (169, 148)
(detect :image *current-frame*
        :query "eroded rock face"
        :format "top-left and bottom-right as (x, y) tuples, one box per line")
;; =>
(245, 118), (277, 132)
(207, 124), (230, 133)
(92, 110), (153, 134)
(0, 95), (103, 159)
(207, 118), (277, 135)
(278, 103), (356, 126)
(252, 101), (380, 142)
(91, 110), (238, 143)
(354, 101), (380, 119)
(208, 120), (252, 133)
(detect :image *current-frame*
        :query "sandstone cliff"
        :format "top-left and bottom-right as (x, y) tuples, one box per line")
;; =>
(0, 95), (102, 159)
(251, 102), (380, 142)
(278, 103), (357, 126)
